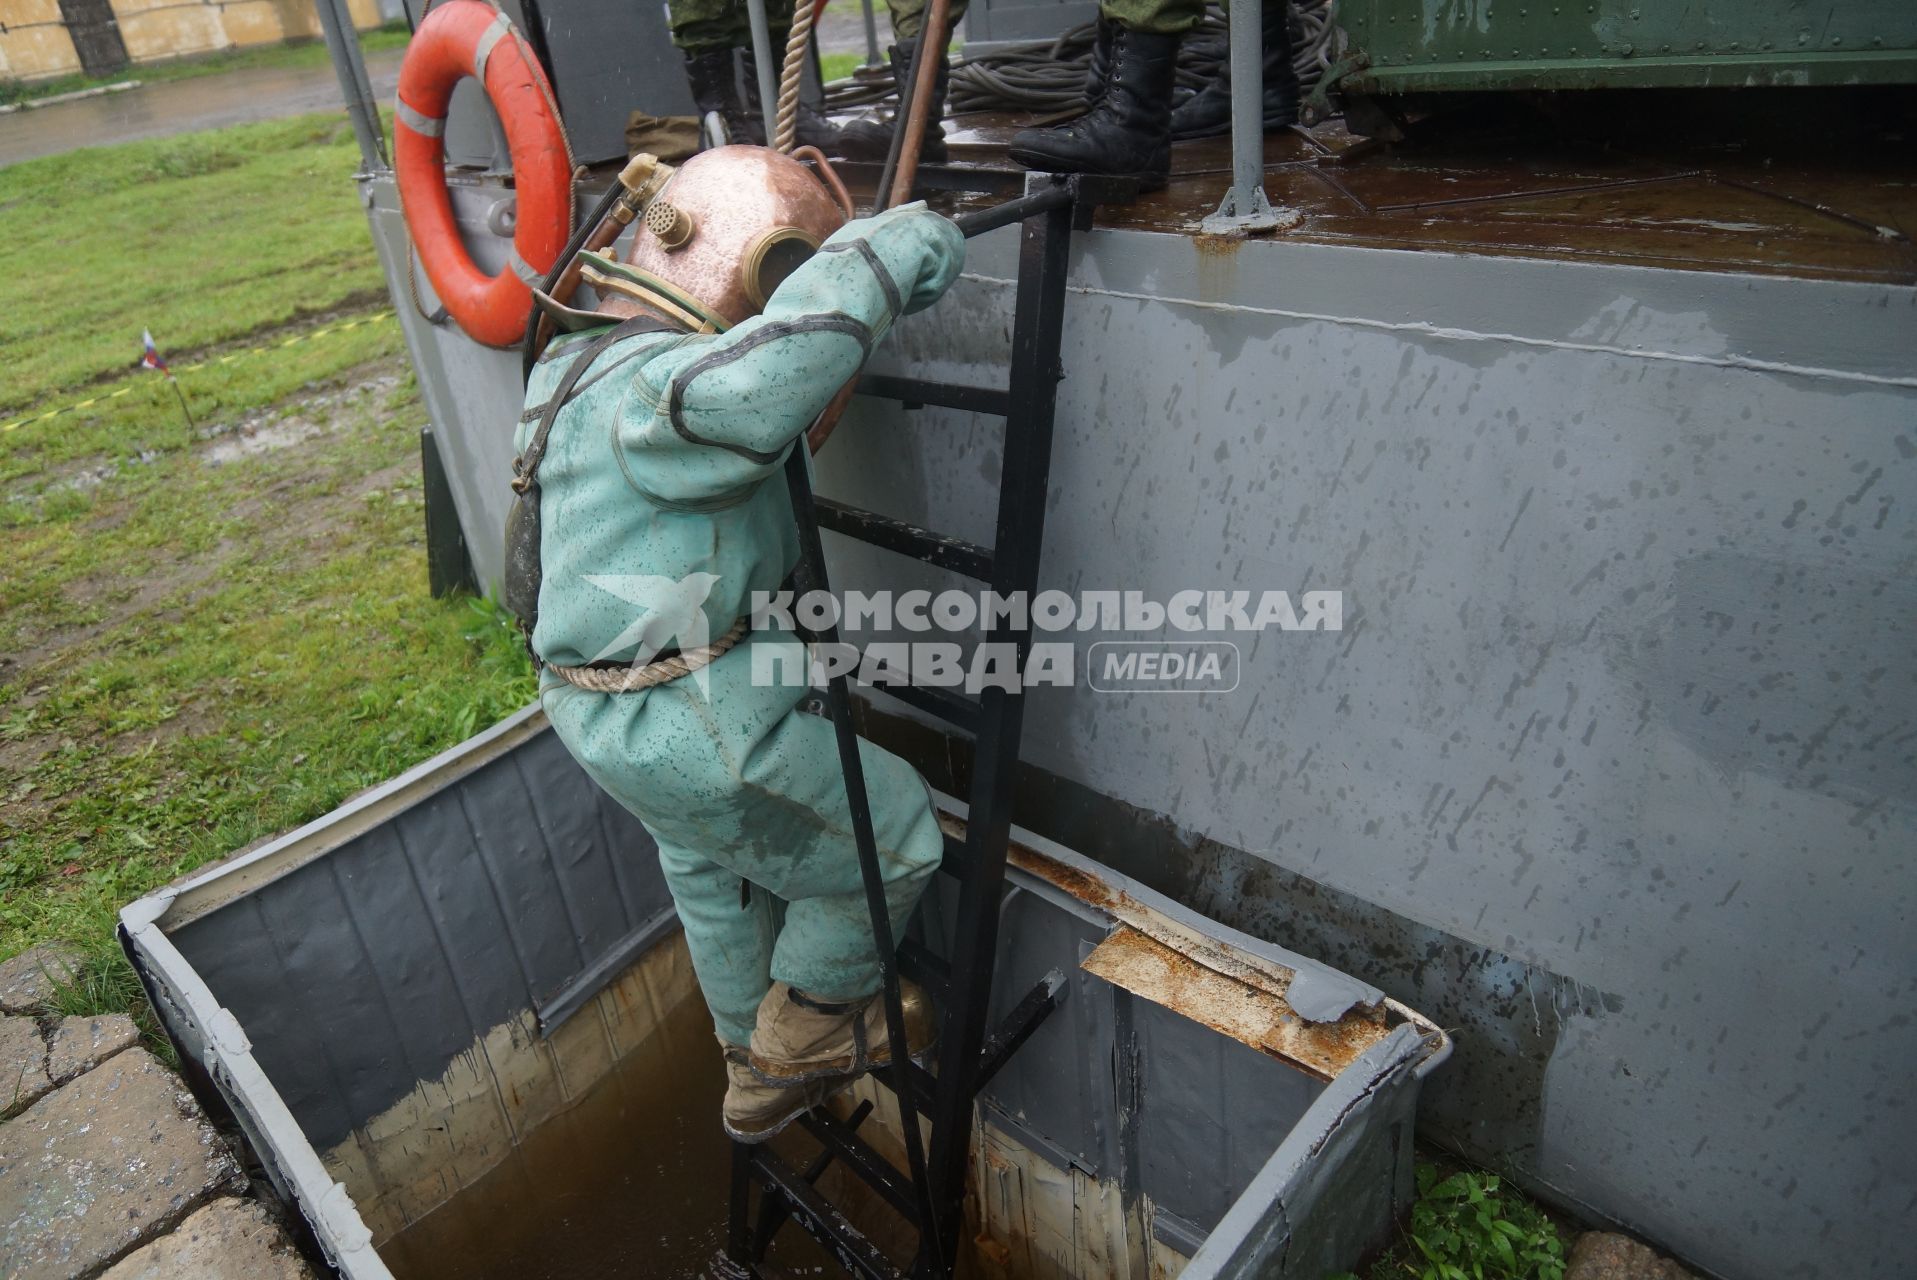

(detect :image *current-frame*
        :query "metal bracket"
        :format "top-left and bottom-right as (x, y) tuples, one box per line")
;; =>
(1201, 183), (1300, 235)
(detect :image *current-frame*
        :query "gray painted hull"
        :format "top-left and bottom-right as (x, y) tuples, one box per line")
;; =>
(366, 169), (1917, 1280)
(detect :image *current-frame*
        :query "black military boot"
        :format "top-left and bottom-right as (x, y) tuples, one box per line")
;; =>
(1008, 24), (1180, 188)
(1080, 15), (1115, 108)
(1169, 6), (1299, 141)
(683, 47), (765, 146)
(741, 46), (843, 154)
(840, 39), (950, 164)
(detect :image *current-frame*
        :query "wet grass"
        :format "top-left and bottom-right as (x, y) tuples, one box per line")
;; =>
(820, 52), (862, 83)
(0, 23), (411, 108)
(0, 112), (535, 1031)
(0, 111), (397, 428)
(1336, 1161), (1572, 1280)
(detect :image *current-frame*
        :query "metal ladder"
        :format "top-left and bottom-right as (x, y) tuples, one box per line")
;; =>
(725, 171), (1131, 1280)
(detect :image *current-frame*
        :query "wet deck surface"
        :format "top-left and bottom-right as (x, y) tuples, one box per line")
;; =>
(862, 89), (1917, 285)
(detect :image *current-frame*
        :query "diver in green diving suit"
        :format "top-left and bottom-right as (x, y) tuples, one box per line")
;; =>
(509, 145), (961, 1142)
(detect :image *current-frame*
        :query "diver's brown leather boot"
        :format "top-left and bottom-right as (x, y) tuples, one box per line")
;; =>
(722, 1048), (841, 1142)
(747, 980), (937, 1087)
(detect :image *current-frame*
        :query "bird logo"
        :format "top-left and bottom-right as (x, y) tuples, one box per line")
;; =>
(581, 571), (726, 696)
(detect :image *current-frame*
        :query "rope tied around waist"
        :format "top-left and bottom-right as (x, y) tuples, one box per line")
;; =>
(546, 618), (749, 692)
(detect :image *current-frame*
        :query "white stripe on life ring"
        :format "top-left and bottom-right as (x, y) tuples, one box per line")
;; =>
(508, 248), (544, 287)
(394, 98), (445, 137)
(472, 12), (513, 85)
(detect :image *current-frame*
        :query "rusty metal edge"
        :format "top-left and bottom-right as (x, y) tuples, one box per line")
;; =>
(931, 797), (1453, 1082)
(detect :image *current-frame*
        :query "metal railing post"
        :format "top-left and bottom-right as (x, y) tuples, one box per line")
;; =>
(745, 0), (781, 143)
(1202, 0), (1292, 233)
(860, 0), (883, 67)
(313, 0), (389, 171)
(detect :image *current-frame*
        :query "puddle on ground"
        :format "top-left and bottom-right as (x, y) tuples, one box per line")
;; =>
(380, 994), (843, 1280)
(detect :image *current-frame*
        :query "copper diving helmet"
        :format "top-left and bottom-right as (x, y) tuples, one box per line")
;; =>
(579, 145), (853, 333)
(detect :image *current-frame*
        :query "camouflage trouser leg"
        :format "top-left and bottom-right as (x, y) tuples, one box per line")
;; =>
(883, 0), (970, 43)
(667, 0), (797, 54)
(1099, 0), (1206, 35)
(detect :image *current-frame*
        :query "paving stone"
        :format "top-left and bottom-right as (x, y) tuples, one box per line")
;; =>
(0, 1047), (242, 1280)
(98, 1196), (316, 1280)
(0, 943), (82, 1015)
(1566, 1231), (1700, 1280)
(46, 1014), (139, 1085)
(1, 1015), (53, 1118)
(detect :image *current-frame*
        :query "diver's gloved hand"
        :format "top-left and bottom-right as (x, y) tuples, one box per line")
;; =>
(821, 201), (966, 316)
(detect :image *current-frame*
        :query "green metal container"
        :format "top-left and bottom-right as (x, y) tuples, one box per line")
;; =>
(1337, 0), (1917, 92)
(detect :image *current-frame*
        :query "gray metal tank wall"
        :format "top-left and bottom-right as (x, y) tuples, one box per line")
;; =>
(167, 726), (674, 1156)
(395, 0), (694, 166)
(809, 228), (1917, 1280)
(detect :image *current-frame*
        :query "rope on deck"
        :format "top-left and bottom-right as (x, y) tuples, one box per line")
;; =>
(819, 0), (1345, 119)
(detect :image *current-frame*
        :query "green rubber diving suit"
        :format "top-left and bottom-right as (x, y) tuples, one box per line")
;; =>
(518, 203), (965, 1049)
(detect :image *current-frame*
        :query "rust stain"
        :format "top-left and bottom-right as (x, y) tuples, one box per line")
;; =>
(1191, 232), (1245, 257)
(1082, 927), (1392, 1081)
(940, 814), (1444, 1078)
(1005, 839), (1117, 911)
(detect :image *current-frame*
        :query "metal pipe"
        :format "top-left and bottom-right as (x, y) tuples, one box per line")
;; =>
(859, 0), (882, 67)
(1226, 0), (1263, 217)
(871, 71), (912, 211)
(952, 185), (1072, 239)
(744, 0), (781, 144)
(312, 0), (387, 170)
(1201, 0), (1288, 232)
(885, 0), (951, 209)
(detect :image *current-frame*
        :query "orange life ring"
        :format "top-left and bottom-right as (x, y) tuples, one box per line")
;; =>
(395, 0), (571, 348)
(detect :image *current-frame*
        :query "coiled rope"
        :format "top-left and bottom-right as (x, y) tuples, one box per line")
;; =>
(819, 0), (1344, 119)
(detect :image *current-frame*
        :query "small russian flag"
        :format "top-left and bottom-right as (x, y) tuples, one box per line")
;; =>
(139, 330), (169, 374)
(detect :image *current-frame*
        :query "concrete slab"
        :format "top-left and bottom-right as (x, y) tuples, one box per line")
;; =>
(0, 1048), (242, 1280)
(98, 1196), (316, 1280)
(46, 1015), (139, 1085)
(0, 944), (81, 1015)
(0, 1015), (52, 1118)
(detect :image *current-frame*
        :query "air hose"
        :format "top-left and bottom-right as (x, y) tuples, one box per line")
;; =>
(519, 154), (677, 379)
(521, 178), (624, 381)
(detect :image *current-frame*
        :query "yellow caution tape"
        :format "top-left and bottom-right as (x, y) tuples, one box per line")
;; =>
(0, 311), (398, 435)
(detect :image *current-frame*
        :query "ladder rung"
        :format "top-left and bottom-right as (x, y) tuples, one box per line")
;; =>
(884, 681), (981, 734)
(865, 1057), (939, 1117)
(815, 498), (994, 580)
(857, 373), (1011, 417)
(798, 1109), (923, 1223)
(896, 936), (950, 1004)
(750, 1147), (904, 1280)
(975, 968), (1068, 1094)
(752, 1101), (875, 1258)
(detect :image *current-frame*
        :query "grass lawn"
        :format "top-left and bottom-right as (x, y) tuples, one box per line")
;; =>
(0, 23), (412, 108)
(820, 52), (862, 83)
(0, 111), (534, 1037)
